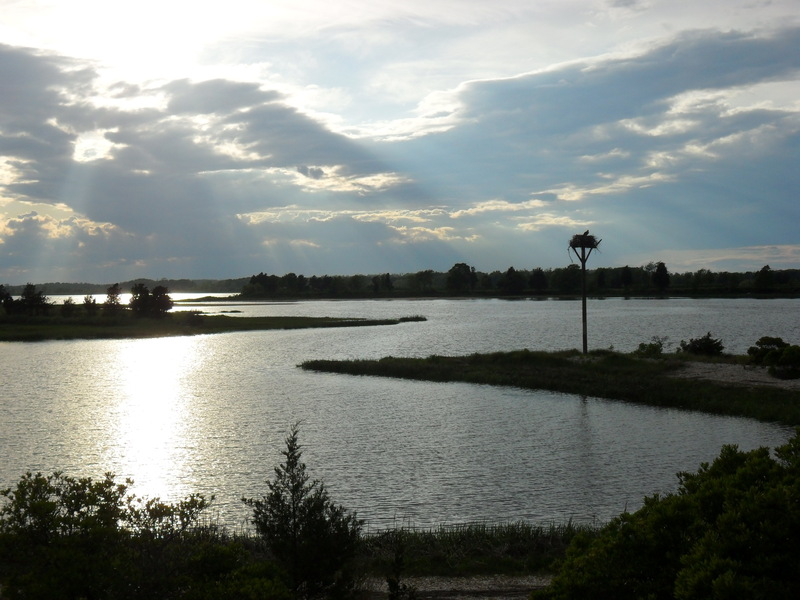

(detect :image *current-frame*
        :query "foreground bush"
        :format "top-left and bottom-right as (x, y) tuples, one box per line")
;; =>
(0, 472), (288, 600)
(243, 424), (363, 600)
(533, 430), (800, 600)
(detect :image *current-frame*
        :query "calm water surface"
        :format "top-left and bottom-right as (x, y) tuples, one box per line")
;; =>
(1, 298), (797, 529)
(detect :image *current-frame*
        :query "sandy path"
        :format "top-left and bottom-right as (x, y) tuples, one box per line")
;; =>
(364, 575), (552, 599)
(671, 362), (800, 391)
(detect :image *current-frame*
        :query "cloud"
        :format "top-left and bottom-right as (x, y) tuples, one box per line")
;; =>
(163, 79), (283, 115)
(297, 165), (325, 179)
(1, 16), (799, 283)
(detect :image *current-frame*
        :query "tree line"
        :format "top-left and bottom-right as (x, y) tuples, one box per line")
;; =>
(241, 263), (800, 299)
(0, 277), (248, 297)
(3, 263), (797, 302)
(0, 282), (174, 318)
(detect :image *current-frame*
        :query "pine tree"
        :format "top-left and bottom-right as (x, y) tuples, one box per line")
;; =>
(243, 424), (362, 599)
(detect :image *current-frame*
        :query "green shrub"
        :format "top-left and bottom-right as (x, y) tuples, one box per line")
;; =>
(533, 430), (800, 600)
(747, 337), (800, 379)
(747, 336), (789, 364)
(632, 336), (668, 358)
(677, 332), (724, 356)
(770, 344), (800, 379)
(243, 424), (363, 599)
(0, 471), (288, 600)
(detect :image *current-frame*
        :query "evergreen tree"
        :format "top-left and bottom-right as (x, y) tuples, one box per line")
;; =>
(652, 262), (670, 293)
(243, 424), (362, 599)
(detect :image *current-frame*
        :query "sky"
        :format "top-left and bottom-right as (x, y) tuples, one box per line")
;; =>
(1, 0), (799, 284)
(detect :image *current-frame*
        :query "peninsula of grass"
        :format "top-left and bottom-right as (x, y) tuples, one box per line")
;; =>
(301, 349), (800, 426)
(0, 312), (426, 342)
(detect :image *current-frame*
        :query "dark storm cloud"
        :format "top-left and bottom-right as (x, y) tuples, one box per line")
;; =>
(0, 44), (98, 204)
(0, 43), (94, 130)
(459, 28), (800, 133)
(224, 102), (385, 175)
(163, 79), (284, 114)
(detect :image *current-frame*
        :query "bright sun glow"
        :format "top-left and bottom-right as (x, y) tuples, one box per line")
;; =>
(73, 131), (118, 162)
(108, 336), (207, 500)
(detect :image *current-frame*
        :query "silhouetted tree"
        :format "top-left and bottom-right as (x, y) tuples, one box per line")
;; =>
(498, 266), (526, 295)
(652, 262), (670, 293)
(412, 269), (434, 293)
(20, 283), (50, 315)
(371, 273), (393, 294)
(129, 283), (151, 315)
(104, 283), (122, 314)
(243, 424), (362, 599)
(130, 283), (173, 317)
(60, 297), (77, 317)
(595, 268), (607, 290)
(347, 275), (365, 294)
(0, 285), (12, 314)
(552, 264), (582, 294)
(150, 285), (173, 316)
(620, 265), (633, 290)
(529, 268), (548, 294)
(446, 263), (476, 294)
(755, 265), (774, 292)
(83, 294), (99, 317)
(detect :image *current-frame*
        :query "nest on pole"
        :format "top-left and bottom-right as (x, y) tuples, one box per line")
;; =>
(569, 232), (601, 250)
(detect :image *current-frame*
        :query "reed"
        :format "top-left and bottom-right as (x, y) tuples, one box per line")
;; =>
(362, 520), (595, 576)
(301, 349), (800, 426)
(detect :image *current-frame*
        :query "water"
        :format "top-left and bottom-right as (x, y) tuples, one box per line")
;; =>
(1, 297), (797, 529)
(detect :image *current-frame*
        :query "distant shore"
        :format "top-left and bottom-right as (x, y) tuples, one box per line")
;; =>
(0, 313), (426, 342)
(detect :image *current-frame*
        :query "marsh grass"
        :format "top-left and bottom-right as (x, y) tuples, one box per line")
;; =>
(362, 521), (594, 576)
(301, 349), (800, 426)
(0, 311), (423, 341)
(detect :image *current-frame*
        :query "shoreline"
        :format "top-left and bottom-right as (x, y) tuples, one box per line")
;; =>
(301, 350), (800, 426)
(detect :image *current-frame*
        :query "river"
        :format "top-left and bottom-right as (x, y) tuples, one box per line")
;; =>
(1, 297), (797, 529)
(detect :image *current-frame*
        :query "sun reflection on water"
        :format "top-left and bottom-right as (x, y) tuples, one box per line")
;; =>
(107, 336), (208, 501)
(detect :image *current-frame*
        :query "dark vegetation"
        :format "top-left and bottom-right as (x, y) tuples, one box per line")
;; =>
(365, 521), (587, 577)
(3, 263), (799, 300)
(238, 263), (800, 299)
(302, 334), (800, 426)
(0, 278), (248, 297)
(677, 331), (725, 356)
(4, 426), (800, 600)
(0, 283), (425, 341)
(748, 336), (800, 379)
(242, 424), (363, 599)
(0, 312), (424, 342)
(533, 431), (800, 600)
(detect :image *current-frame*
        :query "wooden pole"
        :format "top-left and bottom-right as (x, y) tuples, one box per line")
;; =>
(569, 232), (599, 355)
(581, 247), (588, 354)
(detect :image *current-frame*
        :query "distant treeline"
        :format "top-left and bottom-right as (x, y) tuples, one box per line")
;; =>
(4, 263), (798, 299)
(0, 277), (249, 296)
(240, 263), (800, 298)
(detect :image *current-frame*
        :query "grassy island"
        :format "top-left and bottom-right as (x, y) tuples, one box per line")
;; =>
(0, 312), (426, 342)
(301, 349), (800, 426)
